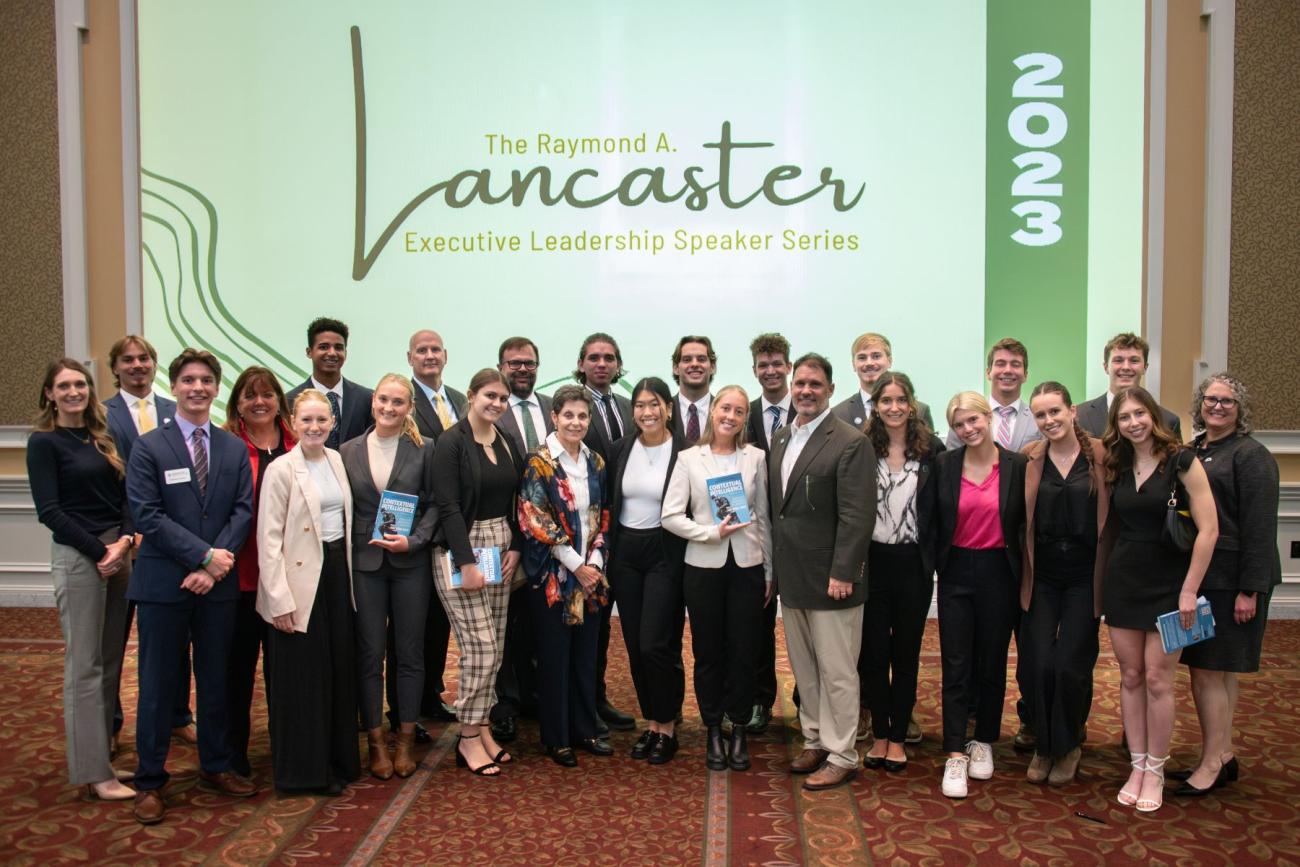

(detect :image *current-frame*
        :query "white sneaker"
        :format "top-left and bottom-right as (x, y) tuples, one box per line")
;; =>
(942, 756), (969, 798)
(966, 740), (994, 780)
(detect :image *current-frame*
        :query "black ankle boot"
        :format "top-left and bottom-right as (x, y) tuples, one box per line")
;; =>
(706, 725), (727, 770)
(729, 726), (750, 771)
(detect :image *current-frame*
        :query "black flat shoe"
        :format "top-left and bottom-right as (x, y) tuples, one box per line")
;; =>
(546, 746), (578, 768)
(884, 758), (908, 773)
(630, 730), (656, 760)
(706, 725), (728, 771)
(491, 716), (518, 745)
(412, 723), (433, 745)
(863, 754), (886, 770)
(647, 733), (678, 765)
(577, 736), (614, 757)
(728, 727), (750, 771)
(596, 700), (635, 731)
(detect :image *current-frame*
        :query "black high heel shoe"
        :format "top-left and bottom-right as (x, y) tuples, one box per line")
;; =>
(455, 734), (501, 776)
(1169, 756), (1238, 784)
(1173, 759), (1234, 796)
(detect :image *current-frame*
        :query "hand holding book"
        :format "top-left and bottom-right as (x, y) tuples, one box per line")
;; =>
(717, 514), (753, 539)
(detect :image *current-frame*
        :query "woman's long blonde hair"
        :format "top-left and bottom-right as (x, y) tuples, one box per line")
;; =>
(697, 384), (750, 448)
(373, 373), (424, 447)
(34, 358), (125, 476)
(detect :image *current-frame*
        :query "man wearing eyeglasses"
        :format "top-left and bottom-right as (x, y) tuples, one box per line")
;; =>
(1076, 332), (1183, 440)
(497, 337), (554, 456)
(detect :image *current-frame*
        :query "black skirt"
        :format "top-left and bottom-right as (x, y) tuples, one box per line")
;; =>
(1180, 587), (1270, 673)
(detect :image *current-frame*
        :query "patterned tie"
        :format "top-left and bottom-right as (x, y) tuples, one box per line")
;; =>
(519, 400), (539, 451)
(192, 428), (208, 497)
(995, 405), (1015, 449)
(137, 397), (154, 433)
(602, 394), (622, 440)
(686, 403), (700, 443)
(768, 405), (782, 441)
(326, 391), (341, 449)
(433, 392), (453, 429)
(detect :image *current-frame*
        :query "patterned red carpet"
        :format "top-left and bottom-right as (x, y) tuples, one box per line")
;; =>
(2, 607), (1299, 866)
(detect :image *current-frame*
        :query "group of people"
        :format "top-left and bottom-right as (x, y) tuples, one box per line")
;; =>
(29, 319), (1279, 825)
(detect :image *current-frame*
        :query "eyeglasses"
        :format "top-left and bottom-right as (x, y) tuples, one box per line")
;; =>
(503, 360), (538, 371)
(1202, 396), (1238, 409)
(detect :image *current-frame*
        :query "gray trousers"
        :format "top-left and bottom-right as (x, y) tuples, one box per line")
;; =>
(51, 536), (129, 785)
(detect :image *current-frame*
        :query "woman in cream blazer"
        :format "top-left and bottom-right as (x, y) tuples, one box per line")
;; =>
(257, 389), (359, 794)
(661, 385), (771, 772)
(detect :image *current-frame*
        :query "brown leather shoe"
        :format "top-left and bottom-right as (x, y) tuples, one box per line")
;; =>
(393, 731), (417, 778)
(198, 770), (257, 797)
(790, 748), (830, 774)
(133, 789), (165, 824)
(172, 724), (198, 745)
(803, 762), (858, 791)
(368, 729), (394, 780)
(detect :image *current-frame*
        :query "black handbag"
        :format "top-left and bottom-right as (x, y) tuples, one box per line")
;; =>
(1161, 450), (1196, 552)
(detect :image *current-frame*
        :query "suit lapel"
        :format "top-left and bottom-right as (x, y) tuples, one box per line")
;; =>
(414, 386), (441, 436)
(384, 437), (414, 490)
(780, 422), (834, 510)
(769, 431), (790, 505)
(500, 403), (525, 455)
(294, 451), (324, 535)
(997, 445), (1013, 539)
(203, 429), (223, 505)
(347, 438), (376, 494)
(161, 422), (204, 504)
(945, 446), (964, 513)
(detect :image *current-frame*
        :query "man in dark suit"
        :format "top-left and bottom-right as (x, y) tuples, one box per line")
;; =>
(745, 333), (795, 733)
(830, 331), (935, 430)
(126, 348), (255, 824)
(103, 335), (194, 755)
(1075, 332), (1183, 440)
(944, 337), (1042, 452)
(407, 329), (466, 441)
(284, 317), (374, 448)
(573, 332), (634, 732)
(769, 353), (875, 792)
(497, 336), (554, 455)
(669, 335), (716, 445)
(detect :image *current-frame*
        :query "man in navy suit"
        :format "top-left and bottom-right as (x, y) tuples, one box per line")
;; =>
(1075, 331), (1183, 440)
(103, 335), (195, 753)
(408, 329), (467, 441)
(126, 348), (254, 824)
(285, 317), (374, 447)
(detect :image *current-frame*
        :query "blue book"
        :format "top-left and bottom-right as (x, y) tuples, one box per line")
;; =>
(1156, 596), (1216, 654)
(444, 547), (504, 589)
(372, 490), (419, 540)
(706, 473), (750, 525)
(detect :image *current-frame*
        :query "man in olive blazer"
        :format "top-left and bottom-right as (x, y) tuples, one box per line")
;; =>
(768, 353), (876, 791)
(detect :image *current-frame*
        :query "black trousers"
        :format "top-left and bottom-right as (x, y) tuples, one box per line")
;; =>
(527, 585), (600, 747)
(226, 589), (265, 776)
(266, 541), (360, 790)
(607, 527), (685, 724)
(354, 559), (430, 729)
(384, 592), (451, 724)
(1021, 558), (1099, 758)
(596, 592), (613, 704)
(938, 548), (1018, 754)
(115, 599), (192, 734)
(861, 542), (931, 743)
(754, 587), (779, 710)
(490, 584), (538, 723)
(683, 550), (765, 727)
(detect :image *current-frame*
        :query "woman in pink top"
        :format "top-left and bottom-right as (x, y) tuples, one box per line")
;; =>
(933, 392), (1028, 799)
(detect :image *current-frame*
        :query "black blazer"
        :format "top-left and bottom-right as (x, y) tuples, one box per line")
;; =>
(604, 431), (689, 576)
(498, 392), (555, 457)
(432, 417), (525, 566)
(1076, 393), (1182, 442)
(105, 392), (176, 463)
(934, 444), (1027, 582)
(872, 434), (945, 579)
(746, 397), (795, 453)
(412, 382), (468, 442)
(582, 390), (633, 461)
(285, 377), (374, 444)
(339, 430), (438, 573)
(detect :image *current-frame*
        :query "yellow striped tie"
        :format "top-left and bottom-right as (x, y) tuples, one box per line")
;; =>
(433, 392), (452, 429)
(137, 398), (154, 433)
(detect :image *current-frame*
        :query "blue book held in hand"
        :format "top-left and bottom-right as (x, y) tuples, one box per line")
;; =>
(706, 473), (750, 525)
(1156, 596), (1216, 654)
(445, 547), (504, 589)
(373, 490), (419, 540)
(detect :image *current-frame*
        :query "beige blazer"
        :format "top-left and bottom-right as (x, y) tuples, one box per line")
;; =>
(256, 446), (354, 632)
(661, 443), (772, 581)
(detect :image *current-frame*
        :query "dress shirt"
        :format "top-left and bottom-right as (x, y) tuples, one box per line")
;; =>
(173, 415), (213, 464)
(546, 432), (604, 573)
(991, 397), (1024, 446)
(125, 391), (159, 433)
(780, 407), (831, 492)
(306, 455), (346, 542)
(858, 390), (874, 420)
(678, 393), (713, 429)
(509, 393), (546, 446)
(761, 393), (792, 446)
(587, 386), (622, 439)
(311, 377), (344, 413)
(414, 378), (458, 422)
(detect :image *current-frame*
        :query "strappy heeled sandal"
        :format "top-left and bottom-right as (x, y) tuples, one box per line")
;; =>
(1117, 751), (1147, 806)
(1136, 754), (1168, 813)
(455, 734), (501, 777)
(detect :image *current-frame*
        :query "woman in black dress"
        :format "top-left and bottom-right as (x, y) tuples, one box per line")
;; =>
(1100, 386), (1217, 813)
(1173, 374), (1280, 796)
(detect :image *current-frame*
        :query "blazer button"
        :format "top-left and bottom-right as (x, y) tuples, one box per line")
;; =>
(295, 560), (303, 566)
(304, 527), (311, 532)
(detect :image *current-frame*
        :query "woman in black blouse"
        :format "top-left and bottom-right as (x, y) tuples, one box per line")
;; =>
(432, 369), (524, 776)
(28, 359), (135, 801)
(1019, 382), (1107, 786)
(1173, 374), (1281, 796)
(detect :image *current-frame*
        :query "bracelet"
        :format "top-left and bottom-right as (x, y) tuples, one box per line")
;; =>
(201, 549), (214, 568)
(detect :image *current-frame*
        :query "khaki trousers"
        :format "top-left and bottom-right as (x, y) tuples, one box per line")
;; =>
(782, 604), (864, 770)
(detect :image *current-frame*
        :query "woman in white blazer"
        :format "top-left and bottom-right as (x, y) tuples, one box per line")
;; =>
(661, 384), (772, 772)
(257, 390), (360, 795)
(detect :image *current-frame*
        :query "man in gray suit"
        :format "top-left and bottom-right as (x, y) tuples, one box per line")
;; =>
(769, 353), (876, 791)
(945, 337), (1042, 451)
(1075, 332), (1182, 440)
(830, 331), (935, 430)
(408, 329), (466, 441)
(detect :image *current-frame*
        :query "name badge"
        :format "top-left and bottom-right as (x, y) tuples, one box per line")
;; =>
(165, 468), (192, 485)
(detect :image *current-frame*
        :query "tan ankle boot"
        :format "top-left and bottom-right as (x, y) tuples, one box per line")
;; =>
(393, 731), (417, 778)
(367, 728), (394, 780)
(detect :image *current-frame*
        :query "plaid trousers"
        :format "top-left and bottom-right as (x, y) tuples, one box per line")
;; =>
(432, 517), (515, 726)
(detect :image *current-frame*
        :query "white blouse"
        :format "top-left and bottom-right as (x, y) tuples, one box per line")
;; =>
(873, 459), (920, 544)
(619, 438), (672, 529)
(547, 432), (604, 573)
(306, 456), (346, 542)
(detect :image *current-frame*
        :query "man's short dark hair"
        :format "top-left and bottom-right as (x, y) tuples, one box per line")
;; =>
(792, 352), (833, 382)
(749, 332), (791, 364)
(1103, 332), (1150, 364)
(986, 337), (1029, 371)
(671, 335), (717, 385)
(572, 332), (623, 385)
(108, 334), (158, 387)
(498, 336), (540, 364)
(168, 347), (222, 385)
(307, 317), (350, 347)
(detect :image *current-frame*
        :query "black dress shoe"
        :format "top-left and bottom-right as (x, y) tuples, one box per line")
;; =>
(546, 746), (578, 768)
(323, 779), (345, 796)
(576, 736), (614, 756)
(491, 716), (518, 745)
(706, 726), (728, 771)
(647, 733), (678, 765)
(728, 726), (751, 771)
(746, 704), (772, 735)
(423, 701), (458, 722)
(630, 730), (656, 760)
(595, 717), (610, 737)
(413, 723), (432, 744)
(596, 700), (635, 731)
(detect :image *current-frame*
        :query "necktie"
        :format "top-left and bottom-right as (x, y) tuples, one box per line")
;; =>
(686, 403), (700, 443)
(192, 428), (208, 497)
(326, 391), (341, 449)
(768, 405), (782, 441)
(519, 400), (539, 451)
(137, 397), (154, 433)
(433, 392), (453, 429)
(602, 394), (622, 440)
(863, 397), (873, 419)
(995, 405), (1015, 448)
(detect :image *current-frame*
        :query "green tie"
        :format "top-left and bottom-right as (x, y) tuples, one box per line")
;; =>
(519, 400), (539, 451)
